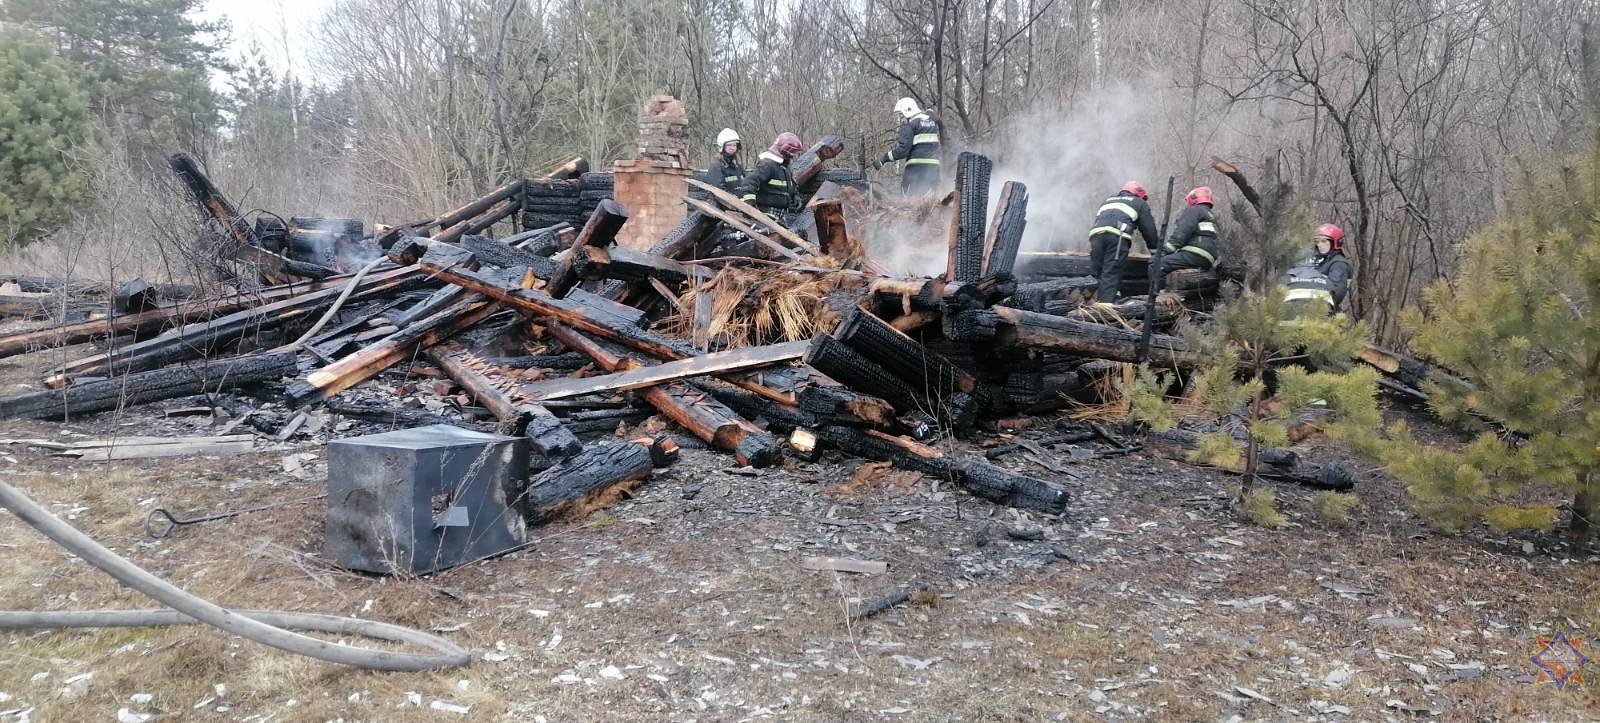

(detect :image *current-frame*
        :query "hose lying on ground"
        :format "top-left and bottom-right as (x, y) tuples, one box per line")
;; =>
(0, 478), (472, 672)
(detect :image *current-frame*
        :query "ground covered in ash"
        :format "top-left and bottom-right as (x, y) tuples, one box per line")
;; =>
(0, 345), (1597, 722)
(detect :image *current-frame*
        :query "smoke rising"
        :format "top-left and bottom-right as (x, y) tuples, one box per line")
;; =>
(975, 82), (1168, 255)
(857, 81), (1178, 278)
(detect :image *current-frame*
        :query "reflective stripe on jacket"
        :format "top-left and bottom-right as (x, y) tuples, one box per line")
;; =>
(1088, 191), (1160, 250)
(883, 112), (941, 166)
(737, 151), (799, 211)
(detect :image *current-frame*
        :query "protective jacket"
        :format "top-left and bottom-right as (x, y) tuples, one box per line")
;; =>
(1316, 252), (1352, 311)
(707, 155), (745, 195)
(737, 151), (799, 212)
(882, 112), (941, 167)
(1162, 204), (1220, 268)
(1089, 191), (1161, 250)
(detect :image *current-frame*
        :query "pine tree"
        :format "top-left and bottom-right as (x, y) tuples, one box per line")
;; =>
(0, 29), (95, 247)
(3, 0), (230, 153)
(1131, 157), (1379, 522)
(1371, 150), (1600, 542)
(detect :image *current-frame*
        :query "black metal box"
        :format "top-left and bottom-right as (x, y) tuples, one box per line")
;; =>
(325, 425), (528, 574)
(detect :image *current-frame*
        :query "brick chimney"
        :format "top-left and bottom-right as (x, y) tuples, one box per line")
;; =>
(613, 95), (692, 250)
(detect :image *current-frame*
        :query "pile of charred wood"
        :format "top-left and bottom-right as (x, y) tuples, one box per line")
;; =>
(0, 144), (1461, 515)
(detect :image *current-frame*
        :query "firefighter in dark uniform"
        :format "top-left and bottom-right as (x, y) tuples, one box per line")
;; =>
(706, 128), (745, 195)
(871, 97), (941, 196)
(1284, 223), (1353, 316)
(737, 132), (803, 220)
(1160, 186), (1221, 275)
(1087, 181), (1162, 305)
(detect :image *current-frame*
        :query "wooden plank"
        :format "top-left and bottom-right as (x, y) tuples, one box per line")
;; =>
(284, 300), (500, 406)
(801, 557), (888, 575)
(520, 341), (807, 401)
(548, 323), (779, 467)
(682, 197), (802, 261)
(685, 178), (820, 255)
(51, 267), (425, 380)
(416, 250), (700, 360)
(63, 438), (257, 461)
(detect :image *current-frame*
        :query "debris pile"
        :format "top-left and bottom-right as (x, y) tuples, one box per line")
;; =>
(2, 125), (1456, 555)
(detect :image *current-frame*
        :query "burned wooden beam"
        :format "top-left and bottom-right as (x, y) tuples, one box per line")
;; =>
(983, 181), (1029, 277)
(802, 335), (927, 418)
(284, 299), (500, 406)
(681, 197), (802, 261)
(520, 437), (670, 524)
(424, 344), (527, 428)
(168, 153), (256, 249)
(1146, 427), (1354, 491)
(1063, 294), (1186, 327)
(815, 427), (1070, 513)
(1006, 277), (1098, 312)
(547, 199), (630, 297)
(0, 275), (376, 360)
(52, 267), (428, 381)
(685, 179), (819, 256)
(522, 403), (584, 463)
(549, 323), (779, 467)
(794, 384), (897, 428)
(953, 306), (1198, 369)
(1356, 344), (1472, 397)
(812, 198), (849, 258)
(834, 307), (993, 420)
(0, 353), (295, 421)
(946, 152), (992, 283)
(458, 234), (559, 280)
(646, 211), (721, 260)
(572, 245), (709, 288)
(791, 135), (846, 187)
(324, 400), (464, 430)
(415, 251), (699, 360)
(519, 341), (807, 402)
(435, 179), (527, 233)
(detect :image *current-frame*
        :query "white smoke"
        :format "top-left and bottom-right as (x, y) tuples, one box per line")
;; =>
(974, 82), (1168, 254)
(856, 81), (1178, 278)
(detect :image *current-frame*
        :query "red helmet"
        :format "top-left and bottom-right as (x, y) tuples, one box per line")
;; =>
(1185, 186), (1213, 205)
(1120, 181), (1148, 200)
(1315, 223), (1344, 252)
(772, 132), (803, 157)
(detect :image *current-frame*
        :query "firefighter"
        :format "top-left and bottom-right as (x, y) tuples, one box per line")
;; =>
(1284, 223), (1353, 316)
(871, 97), (942, 195)
(1160, 186), (1220, 275)
(737, 132), (804, 219)
(1087, 181), (1162, 305)
(705, 128), (745, 195)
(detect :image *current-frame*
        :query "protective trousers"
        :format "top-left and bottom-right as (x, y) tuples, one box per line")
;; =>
(1159, 249), (1214, 276)
(902, 164), (941, 196)
(1089, 231), (1131, 302)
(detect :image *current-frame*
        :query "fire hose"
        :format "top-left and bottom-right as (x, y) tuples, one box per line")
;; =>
(0, 478), (472, 671)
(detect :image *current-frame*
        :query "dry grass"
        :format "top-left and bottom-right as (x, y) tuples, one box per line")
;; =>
(1066, 361), (1136, 421)
(669, 264), (862, 348)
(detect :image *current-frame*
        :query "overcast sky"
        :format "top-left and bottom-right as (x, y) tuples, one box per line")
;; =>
(200, 0), (336, 88)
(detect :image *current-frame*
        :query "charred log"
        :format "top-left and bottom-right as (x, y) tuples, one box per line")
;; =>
(0, 353), (295, 421)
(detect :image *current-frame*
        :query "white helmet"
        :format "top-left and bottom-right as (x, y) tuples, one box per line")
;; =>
(893, 97), (921, 119)
(715, 128), (741, 147)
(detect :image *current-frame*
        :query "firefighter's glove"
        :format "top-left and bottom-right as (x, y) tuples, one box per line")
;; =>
(870, 158), (885, 170)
